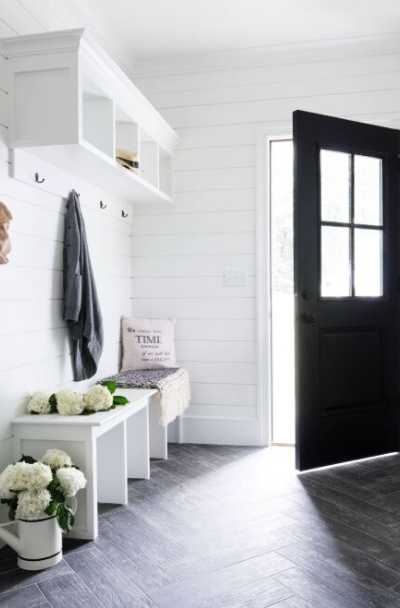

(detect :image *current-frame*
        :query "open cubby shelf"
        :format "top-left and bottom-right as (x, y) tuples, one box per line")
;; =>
(3, 28), (178, 205)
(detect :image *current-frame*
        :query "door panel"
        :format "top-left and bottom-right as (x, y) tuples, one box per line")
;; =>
(319, 329), (383, 409)
(293, 110), (400, 471)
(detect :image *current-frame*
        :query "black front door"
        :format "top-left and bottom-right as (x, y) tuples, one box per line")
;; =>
(294, 110), (400, 471)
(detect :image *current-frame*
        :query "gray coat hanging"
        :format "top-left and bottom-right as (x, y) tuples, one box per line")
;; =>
(63, 190), (104, 380)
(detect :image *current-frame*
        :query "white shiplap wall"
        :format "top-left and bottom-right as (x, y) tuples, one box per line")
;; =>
(132, 34), (400, 445)
(2, 0), (400, 453)
(0, 23), (132, 504)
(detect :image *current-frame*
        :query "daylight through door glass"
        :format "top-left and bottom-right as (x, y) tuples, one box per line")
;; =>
(321, 226), (351, 297)
(320, 149), (383, 298)
(354, 229), (383, 297)
(320, 150), (350, 223)
(354, 155), (382, 226)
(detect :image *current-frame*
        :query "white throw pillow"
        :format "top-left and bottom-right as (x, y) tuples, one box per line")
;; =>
(121, 317), (176, 370)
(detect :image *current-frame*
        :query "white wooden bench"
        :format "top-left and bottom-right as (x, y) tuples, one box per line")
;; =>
(12, 389), (170, 540)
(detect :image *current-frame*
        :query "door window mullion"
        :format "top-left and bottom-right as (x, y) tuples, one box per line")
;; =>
(321, 220), (351, 228)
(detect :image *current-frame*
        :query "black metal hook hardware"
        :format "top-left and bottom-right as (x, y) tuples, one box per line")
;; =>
(34, 172), (45, 184)
(99, 201), (107, 209)
(121, 210), (129, 218)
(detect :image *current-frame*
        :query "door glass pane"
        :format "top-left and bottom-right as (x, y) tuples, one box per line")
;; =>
(320, 149), (350, 222)
(321, 226), (351, 297)
(354, 229), (383, 297)
(354, 155), (382, 226)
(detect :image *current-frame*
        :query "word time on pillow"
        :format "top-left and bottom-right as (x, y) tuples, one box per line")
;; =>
(121, 318), (176, 370)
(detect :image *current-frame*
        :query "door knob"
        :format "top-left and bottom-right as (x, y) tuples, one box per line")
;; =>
(299, 312), (315, 324)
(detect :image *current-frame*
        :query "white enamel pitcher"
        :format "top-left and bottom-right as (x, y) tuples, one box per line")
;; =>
(0, 514), (62, 571)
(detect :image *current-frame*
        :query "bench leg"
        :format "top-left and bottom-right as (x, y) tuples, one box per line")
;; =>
(97, 421), (128, 505)
(82, 433), (98, 540)
(149, 396), (168, 460)
(178, 416), (184, 444)
(127, 406), (150, 480)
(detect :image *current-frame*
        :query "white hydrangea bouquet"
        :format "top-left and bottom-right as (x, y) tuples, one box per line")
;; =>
(26, 381), (128, 417)
(0, 449), (86, 532)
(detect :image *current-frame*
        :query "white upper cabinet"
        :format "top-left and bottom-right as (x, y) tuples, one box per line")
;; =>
(2, 28), (178, 204)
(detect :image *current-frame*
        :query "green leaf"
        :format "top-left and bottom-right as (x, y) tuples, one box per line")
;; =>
(19, 455), (36, 464)
(45, 500), (58, 516)
(102, 380), (116, 395)
(49, 393), (58, 413)
(2, 495), (18, 521)
(47, 478), (65, 503)
(47, 478), (58, 492)
(57, 503), (74, 532)
(8, 504), (16, 521)
(113, 395), (129, 406)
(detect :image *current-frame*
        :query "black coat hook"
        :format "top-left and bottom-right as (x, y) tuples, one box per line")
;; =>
(99, 201), (107, 209)
(121, 210), (129, 218)
(34, 172), (45, 184)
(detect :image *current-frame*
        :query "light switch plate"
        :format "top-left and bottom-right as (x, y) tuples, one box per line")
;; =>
(223, 268), (247, 287)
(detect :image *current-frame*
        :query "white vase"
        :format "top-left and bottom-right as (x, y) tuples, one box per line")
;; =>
(0, 514), (62, 571)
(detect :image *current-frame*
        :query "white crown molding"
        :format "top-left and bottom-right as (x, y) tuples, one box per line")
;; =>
(0, 28), (84, 58)
(133, 32), (400, 77)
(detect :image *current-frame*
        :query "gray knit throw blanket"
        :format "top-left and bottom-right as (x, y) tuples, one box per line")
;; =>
(102, 368), (190, 426)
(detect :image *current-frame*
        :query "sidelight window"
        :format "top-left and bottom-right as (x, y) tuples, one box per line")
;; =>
(320, 149), (383, 298)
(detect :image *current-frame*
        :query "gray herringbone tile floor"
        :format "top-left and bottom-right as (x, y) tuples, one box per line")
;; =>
(2, 445), (400, 607)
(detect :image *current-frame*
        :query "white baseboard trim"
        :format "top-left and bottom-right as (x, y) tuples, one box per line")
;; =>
(177, 415), (264, 447)
(65, 527), (94, 541)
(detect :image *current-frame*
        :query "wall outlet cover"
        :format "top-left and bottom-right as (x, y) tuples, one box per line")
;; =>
(223, 269), (247, 287)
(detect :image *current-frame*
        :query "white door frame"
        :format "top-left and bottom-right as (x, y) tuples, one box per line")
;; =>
(256, 129), (292, 446)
